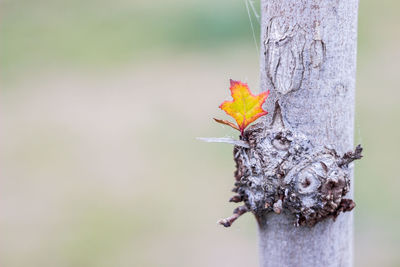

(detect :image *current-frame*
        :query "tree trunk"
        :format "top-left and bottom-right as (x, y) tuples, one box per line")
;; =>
(258, 1), (359, 266)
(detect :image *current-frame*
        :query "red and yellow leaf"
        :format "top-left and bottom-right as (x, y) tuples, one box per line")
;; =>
(218, 79), (269, 134)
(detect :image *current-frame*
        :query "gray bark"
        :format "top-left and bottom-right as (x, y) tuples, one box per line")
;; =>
(258, 1), (359, 267)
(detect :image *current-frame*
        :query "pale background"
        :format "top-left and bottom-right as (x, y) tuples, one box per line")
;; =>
(1, 0), (399, 266)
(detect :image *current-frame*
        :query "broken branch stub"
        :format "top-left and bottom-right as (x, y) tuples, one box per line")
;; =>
(220, 103), (362, 227)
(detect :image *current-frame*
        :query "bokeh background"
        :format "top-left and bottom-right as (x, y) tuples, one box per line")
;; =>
(1, 0), (399, 266)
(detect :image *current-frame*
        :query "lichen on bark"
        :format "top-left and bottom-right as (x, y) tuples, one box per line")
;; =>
(219, 103), (362, 227)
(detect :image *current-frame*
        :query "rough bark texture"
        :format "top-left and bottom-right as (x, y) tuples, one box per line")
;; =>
(256, 1), (359, 266)
(222, 109), (361, 228)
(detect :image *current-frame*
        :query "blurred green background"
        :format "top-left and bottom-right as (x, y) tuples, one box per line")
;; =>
(1, 0), (399, 266)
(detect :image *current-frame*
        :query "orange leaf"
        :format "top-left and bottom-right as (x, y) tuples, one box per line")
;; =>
(219, 79), (269, 135)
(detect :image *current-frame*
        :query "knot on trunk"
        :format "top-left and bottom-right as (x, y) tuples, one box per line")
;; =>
(220, 104), (362, 227)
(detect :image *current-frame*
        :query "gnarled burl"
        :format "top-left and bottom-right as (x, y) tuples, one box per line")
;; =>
(219, 102), (362, 227)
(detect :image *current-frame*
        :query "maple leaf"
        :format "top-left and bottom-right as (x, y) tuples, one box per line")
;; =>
(217, 79), (269, 135)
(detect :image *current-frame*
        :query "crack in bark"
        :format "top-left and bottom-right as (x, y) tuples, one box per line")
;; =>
(264, 17), (306, 95)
